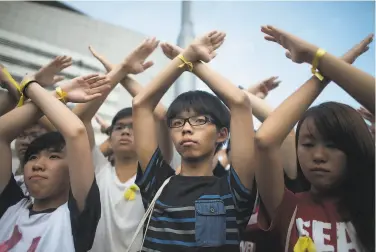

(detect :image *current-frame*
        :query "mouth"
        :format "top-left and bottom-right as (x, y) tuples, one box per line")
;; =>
(310, 167), (330, 173)
(119, 139), (132, 144)
(29, 175), (47, 180)
(180, 140), (198, 147)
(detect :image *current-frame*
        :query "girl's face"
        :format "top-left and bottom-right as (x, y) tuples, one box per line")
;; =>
(297, 117), (348, 193)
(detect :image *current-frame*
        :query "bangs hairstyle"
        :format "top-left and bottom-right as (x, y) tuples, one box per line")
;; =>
(111, 107), (133, 127)
(166, 90), (230, 152)
(109, 107), (132, 134)
(166, 90), (230, 130)
(295, 102), (375, 250)
(23, 131), (66, 164)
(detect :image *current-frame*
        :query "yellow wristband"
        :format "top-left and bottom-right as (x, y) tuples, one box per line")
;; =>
(311, 48), (326, 81)
(177, 54), (194, 72)
(17, 78), (33, 107)
(1, 68), (21, 92)
(55, 86), (68, 103)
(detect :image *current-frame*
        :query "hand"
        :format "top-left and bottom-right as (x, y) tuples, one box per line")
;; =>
(60, 74), (110, 103)
(247, 76), (281, 99)
(95, 114), (111, 134)
(88, 46), (114, 72)
(357, 107), (375, 137)
(122, 37), (159, 74)
(34, 56), (72, 86)
(183, 31), (226, 63)
(341, 34), (374, 64)
(160, 43), (183, 60)
(261, 25), (318, 64)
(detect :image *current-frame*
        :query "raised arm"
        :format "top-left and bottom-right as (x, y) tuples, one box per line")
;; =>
(263, 26), (375, 114)
(255, 32), (373, 219)
(22, 74), (109, 211)
(88, 46), (173, 163)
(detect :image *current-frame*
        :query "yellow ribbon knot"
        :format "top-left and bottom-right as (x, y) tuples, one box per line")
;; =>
(294, 236), (316, 252)
(124, 184), (139, 201)
(177, 54), (194, 72)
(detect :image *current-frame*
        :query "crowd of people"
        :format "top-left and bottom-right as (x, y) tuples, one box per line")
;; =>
(0, 25), (374, 252)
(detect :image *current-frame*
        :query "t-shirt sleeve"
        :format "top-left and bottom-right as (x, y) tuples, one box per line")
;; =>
(0, 175), (25, 218)
(227, 167), (257, 230)
(257, 188), (298, 248)
(68, 178), (101, 252)
(92, 145), (109, 174)
(135, 147), (175, 207)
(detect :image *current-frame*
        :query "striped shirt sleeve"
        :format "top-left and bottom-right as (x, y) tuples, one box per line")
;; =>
(135, 147), (175, 207)
(227, 167), (256, 230)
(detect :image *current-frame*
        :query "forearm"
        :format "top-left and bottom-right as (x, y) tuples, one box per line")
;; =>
(132, 56), (185, 110)
(73, 64), (129, 121)
(0, 102), (42, 143)
(312, 50), (375, 114)
(26, 83), (85, 138)
(120, 76), (167, 120)
(244, 91), (273, 122)
(193, 62), (249, 109)
(256, 76), (328, 148)
(280, 131), (297, 179)
(0, 90), (16, 117)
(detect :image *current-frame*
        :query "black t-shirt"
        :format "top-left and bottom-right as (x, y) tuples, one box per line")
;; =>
(0, 175), (101, 252)
(136, 147), (256, 252)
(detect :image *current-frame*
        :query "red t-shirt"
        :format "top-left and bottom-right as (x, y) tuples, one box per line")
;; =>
(256, 189), (365, 252)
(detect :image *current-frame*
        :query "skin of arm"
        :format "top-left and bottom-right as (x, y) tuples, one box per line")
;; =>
(0, 92), (61, 194)
(192, 62), (255, 190)
(88, 46), (173, 162)
(0, 90), (16, 117)
(25, 82), (94, 212)
(254, 33), (373, 219)
(244, 91), (297, 179)
(263, 26), (374, 114)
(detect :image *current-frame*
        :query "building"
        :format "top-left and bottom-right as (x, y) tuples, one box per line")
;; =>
(0, 1), (176, 170)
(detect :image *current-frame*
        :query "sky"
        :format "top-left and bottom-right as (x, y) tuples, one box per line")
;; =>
(64, 0), (375, 125)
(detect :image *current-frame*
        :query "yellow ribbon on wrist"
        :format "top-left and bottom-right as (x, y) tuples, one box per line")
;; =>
(311, 48), (326, 81)
(124, 184), (139, 201)
(55, 86), (68, 103)
(1, 68), (26, 107)
(17, 78), (34, 107)
(294, 236), (316, 252)
(177, 54), (194, 72)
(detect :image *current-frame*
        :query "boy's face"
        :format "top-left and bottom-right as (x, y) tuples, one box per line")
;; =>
(23, 148), (70, 200)
(169, 110), (228, 161)
(110, 117), (136, 158)
(15, 124), (48, 162)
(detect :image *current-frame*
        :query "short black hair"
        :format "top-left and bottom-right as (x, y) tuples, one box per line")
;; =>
(166, 90), (230, 152)
(111, 107), (133, 127)
(23, 131), (66, 164)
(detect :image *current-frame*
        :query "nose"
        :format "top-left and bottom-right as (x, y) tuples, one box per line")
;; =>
(312, 145), (327, 164)
(32, 159), (46, 172)
(182, 121), (193, 135)
(120, 127), (132, 136)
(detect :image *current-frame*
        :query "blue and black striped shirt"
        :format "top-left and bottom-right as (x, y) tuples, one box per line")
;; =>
(136, 148), (256, 252)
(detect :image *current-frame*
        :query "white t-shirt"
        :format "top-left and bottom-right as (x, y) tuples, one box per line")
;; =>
(0, 176), (101, 252)
(90, 147), (144, 252)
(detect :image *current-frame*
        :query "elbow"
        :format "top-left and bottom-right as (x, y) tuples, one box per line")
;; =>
(254, 131), (277, 150)
(65, 123), (87, 140)
(231, 92), (251, 109)
(132, 94), (147, 110)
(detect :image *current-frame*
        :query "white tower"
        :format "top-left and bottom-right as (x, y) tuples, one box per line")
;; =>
(174, 0), (196, 98)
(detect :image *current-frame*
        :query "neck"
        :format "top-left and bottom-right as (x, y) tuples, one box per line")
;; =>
(32, 192), (68, 212)
(309, 185), (342, 202)
(180, 155), (214, 176)
(114, 154), (138, 183)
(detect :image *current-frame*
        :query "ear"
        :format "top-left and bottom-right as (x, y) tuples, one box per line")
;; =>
(216, 127), (229, 144)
